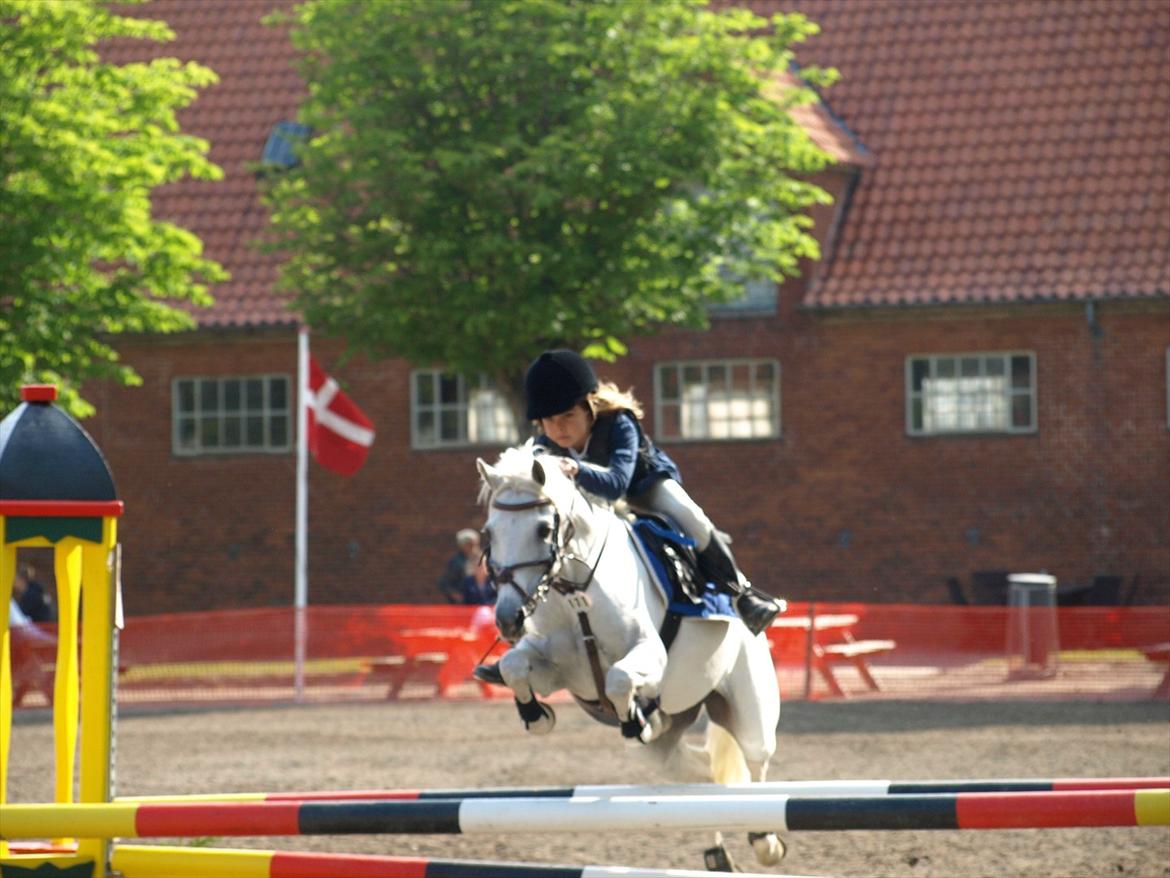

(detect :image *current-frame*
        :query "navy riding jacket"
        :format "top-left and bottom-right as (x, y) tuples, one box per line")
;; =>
(535, 410), (681, 502)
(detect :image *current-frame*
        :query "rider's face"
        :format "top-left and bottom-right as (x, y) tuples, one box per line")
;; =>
(540, 403), (593, 453)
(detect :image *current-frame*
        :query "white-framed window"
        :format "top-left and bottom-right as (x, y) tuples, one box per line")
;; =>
(906, 352), (1036, 436)
(173, 375), (291, 455)
(654, 359), (780, 441)
(411, 370), (518, 449)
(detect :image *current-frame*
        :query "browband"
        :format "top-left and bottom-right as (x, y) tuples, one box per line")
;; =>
(492, 497), (553, 511)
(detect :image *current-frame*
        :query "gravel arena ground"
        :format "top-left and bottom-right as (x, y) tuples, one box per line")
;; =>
(8, 698), (1170, 878)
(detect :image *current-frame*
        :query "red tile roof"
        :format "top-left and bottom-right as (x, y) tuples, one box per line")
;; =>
(756, 0), (1170, 308)
(105, 0), (304, 328)
(107, 0), (1168, 325)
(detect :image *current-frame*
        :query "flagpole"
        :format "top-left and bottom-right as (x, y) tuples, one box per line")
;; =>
(294, 325), (309, 701)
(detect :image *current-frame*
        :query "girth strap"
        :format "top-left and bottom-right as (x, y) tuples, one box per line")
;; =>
(658, 610), (683, 652)
(567, 593), (617, 720)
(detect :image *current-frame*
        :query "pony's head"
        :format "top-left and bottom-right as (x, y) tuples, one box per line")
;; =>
(476, 444), (580, 641)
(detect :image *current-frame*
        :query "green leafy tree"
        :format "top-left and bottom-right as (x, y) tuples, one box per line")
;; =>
(0, 0), (226, 418)
(265, 0), (834, 414)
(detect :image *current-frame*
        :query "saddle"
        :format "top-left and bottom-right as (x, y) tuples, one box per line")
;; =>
(627, 514), (737, 644)
(629, 514), (705, 605)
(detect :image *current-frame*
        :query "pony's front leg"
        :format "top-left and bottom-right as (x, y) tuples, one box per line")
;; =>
(605, 635), (668, 744)
(744, 758), (786, 865)
(499, 640), (561, 735)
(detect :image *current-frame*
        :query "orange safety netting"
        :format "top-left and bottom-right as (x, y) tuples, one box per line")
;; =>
(8, 603), (1169, 709)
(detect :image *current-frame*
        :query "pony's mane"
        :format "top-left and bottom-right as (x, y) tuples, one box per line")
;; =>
(478, 444), (580, 511)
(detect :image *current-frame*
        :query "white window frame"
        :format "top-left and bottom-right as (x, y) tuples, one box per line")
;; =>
(654, 358), (780, 442)
(172, 375), (292, 456)
(905, 351), (1036, 436)
(411, 370), (518, 449)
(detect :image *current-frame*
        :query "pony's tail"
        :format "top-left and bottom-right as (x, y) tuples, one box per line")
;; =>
(705, 721), (750, 786)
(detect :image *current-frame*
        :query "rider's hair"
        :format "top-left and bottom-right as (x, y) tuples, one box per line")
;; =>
(589, 381), (644, 420)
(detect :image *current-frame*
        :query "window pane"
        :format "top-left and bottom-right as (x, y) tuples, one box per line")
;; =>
(269, 377), (287, 410)
(245, 379), (264, 410)
(1011, 355), (1031, 389)
(200, 416), (219, 447)
(960, 357), (980, 378)
(1011, 395), (1032, 428)
(910, 359), (929, 392)
(416, 373), (435, 405)
(270, 415), (288, 447)
(910, 398), (924, 431)
(986, 358), (1005, 377)
(440, 409), (461, 440)
(177, 381), (195, 413)
(200, 380), (219, 410)
(659, 403), (680, 438)
(660, 367), (679, 401)
(416, 411), (436, 445)
(936, 358), (955, 379)
(245, 416), (264, 446)
(176, 417), (196, 449)
(439, 374), (460, 404)
(224, 380), (241, 412)
(731, 363), (751, 392)
(223, 415), (242, 447)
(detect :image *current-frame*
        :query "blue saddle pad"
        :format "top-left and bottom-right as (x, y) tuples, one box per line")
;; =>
(629, 517), (736, 621)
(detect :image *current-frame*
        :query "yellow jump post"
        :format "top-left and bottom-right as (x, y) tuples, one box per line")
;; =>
(0, 384), (123, 876)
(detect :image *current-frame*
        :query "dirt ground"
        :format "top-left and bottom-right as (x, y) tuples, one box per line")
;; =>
(7, 698), (1170, 878)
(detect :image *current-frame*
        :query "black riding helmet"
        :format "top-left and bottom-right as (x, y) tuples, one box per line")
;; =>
(525, 349), (599, 421)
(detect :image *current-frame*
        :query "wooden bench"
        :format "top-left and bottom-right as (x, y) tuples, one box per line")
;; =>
(1139, 643), (1170, 700)
(10, 628), (56, 707)
(815, 637), (897, 697)
(363, 652), (449, 699)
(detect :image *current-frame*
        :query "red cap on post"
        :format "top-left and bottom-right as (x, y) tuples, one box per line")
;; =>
(21, 384), (58, 402)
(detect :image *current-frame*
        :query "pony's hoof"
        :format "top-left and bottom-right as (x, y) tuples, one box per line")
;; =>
(527, 702), (556, 734)
(515, 696), (556, 734)
(472, 662), (504, 685)
(748, 831), (786, 865)
(702, 843), (738, 872)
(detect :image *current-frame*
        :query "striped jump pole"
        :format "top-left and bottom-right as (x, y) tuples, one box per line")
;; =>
(4, 789), (1168, 838)
(116, 776), (1170, 804)
(110, 844), (822, 878)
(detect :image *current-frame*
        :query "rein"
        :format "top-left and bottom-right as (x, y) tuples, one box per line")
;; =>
(488, 489), (617, 718)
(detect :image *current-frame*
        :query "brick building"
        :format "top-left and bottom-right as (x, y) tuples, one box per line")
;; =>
(72, 0), (1168, 614)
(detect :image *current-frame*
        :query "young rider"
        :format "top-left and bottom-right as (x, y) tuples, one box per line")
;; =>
(493, 349), (784, 639)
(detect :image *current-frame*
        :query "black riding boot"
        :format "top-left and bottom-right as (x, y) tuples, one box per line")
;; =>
(695, 538), (785, 636)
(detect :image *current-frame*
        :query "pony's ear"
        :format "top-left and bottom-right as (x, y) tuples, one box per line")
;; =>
(531, 458), (546, 486)
(477, 458), (501, 491)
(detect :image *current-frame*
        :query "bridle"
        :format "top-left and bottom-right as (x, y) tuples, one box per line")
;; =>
(485, 491), (607, 622)
(485, 486), (615, 717)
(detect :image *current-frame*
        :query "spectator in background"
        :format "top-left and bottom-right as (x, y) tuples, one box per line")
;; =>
(14, 565), (56, 623)
(437, 529), (495, 605)
(9, 594), (34, 628)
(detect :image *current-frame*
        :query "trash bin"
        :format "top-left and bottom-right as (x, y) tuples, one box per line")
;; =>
(1006, 573), (1059, 679)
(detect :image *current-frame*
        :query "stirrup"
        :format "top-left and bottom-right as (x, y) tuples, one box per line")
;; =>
(736, 591), (783, 636)
(473, 662), (504, 685)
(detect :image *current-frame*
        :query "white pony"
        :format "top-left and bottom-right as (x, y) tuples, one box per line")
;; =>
(476, 445), (784, 866)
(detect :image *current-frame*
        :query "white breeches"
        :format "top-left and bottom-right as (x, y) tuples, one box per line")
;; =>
(629, 478), (715, 552)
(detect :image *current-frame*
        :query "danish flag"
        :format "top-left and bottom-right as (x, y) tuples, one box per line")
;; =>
(307, 356), (375, 476)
